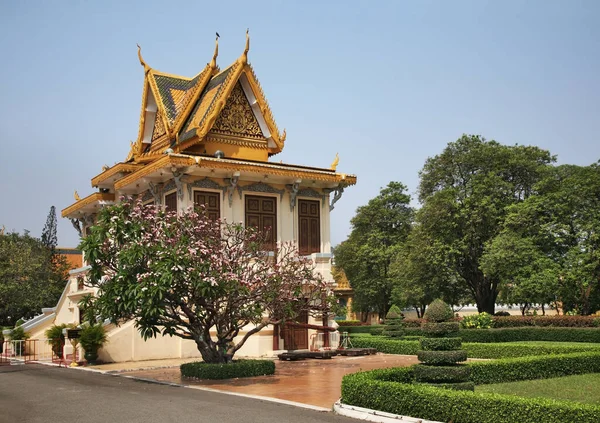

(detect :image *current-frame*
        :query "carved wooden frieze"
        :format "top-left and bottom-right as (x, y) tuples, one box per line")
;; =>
(237, 181), (285, 201)
(186, 178), (228, 201)
(211, 82), (263, 139)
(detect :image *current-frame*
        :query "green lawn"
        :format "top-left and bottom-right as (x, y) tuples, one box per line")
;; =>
(477, 373), (600, 404)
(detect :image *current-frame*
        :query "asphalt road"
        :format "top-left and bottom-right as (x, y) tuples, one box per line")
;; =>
(0, 364), (357, 423)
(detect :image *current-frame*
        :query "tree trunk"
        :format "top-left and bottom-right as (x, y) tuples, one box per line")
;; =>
(541, 304), (546, 316)
(194, 336), (231, 363)
(470, 273), (497, 315)
(414, 306), (421, 319)
(475, 291), (496, 314)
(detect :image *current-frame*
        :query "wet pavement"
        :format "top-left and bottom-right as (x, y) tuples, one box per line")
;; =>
(124, 353), (419, 408)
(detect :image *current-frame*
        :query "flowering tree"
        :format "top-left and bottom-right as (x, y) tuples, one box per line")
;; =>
(80, 198), (333, 363)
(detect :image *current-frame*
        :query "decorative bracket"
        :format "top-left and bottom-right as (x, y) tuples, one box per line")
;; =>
(325, 184), (346, 211)
(224, 174), (240, 207)
(236, 181), (285, 202)
(172, 171), (185, 202)
(286, 180), (301, 212)
(148, 182), (163, 205)
(70, 218), (83, 238)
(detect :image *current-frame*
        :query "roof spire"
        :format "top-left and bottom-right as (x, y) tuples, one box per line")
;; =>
(239, 29), (250, 65)
(210, 33), (219, 69)
(136, 44), (151, 73)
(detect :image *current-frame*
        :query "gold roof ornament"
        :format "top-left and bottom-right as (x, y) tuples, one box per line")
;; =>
(330, 153), (339, 171)
(136, 44), (151, 74)
(209, 33), (219, 69)
(74, 190), (81, 201)
(239, 29), (250, 65)
(280, 129), (287, 143)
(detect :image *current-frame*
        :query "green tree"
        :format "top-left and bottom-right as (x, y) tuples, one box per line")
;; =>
(391, 223), (472, 317)
(0, 231), (69, 326)
(334, 182), (414, 319)
(417, 135), (554, 314)
(482, 164), (600, 315)
(41, 206), (58, 250)
(80, 199), (333, 363)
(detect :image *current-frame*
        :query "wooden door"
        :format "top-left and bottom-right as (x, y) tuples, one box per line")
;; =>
(245, 195), (277, 250)
(283, 309), (309, 350)
(194, 191), (220, 220)
(298, 199), (320, 255)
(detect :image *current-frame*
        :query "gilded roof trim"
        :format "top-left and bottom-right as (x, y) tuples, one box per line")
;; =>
(91, 163), (144, 187)
(244, 64), (284, 153)
(147, 71), (172, 138)
(114, 155), (195, 190)
(61, 193), (115, 218)
(114, 153), (356, 191)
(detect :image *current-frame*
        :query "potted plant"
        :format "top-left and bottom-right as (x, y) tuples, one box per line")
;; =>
(45, 324), (70, 359)
(79, 324), (107, 365)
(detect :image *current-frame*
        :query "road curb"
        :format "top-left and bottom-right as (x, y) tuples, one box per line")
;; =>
(333, 401), (442, 423)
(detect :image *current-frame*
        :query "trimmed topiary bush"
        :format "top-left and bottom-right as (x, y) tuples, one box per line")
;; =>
(421, 322), (460, 337)
(417, 349), (468, 365)
(382, 305), (404, 338)
(416, 299), (473, 391)
(180, 359), (276, 380)
(423, 299), (454, 322)
(420, 337), (462, 351)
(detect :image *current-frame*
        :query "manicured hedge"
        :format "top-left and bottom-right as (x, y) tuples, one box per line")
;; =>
(492, 315), (600, 328)
(180, 359), (275, 380)
(422, 322), (460, 337)
(418, 350), (468, 365)
(350, 336), (600, 358)
(342, 325), (600, 343)
(334, 320), (368, 326)
(341, 370), (600, 423)
(338, 325), (384, 334)
(458, 327), (600, 343)
(413, 364), (471, 383)
(469, 351), (600, 385)
(339, 325), (421, 336)
(420, 337), (462, 351)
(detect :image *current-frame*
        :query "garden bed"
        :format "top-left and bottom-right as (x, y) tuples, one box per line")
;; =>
(180, 359), (275, 380)
(341, 352), (600, 423)
(350, 335), (600, 358)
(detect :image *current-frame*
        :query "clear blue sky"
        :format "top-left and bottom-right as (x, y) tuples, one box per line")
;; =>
(1, 1), (599, 248)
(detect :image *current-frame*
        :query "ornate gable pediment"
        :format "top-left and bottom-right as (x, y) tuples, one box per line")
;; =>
(209, 82), (265, 140)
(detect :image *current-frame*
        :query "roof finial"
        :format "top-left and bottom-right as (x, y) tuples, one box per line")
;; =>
(330, 153), (340, 171)
(136, 44), (150, 73)
(210, 33), (219, 69)
(239, 28), (250, 65)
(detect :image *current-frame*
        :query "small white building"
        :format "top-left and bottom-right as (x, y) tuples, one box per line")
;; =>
(30, 35), (356, 362)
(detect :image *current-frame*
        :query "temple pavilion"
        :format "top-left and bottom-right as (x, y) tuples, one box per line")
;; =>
(49, 32), (357, 361)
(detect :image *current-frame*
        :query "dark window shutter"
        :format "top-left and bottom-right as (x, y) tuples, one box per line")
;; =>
(298, 199), (320, 255)
(165, 192), (177, 212)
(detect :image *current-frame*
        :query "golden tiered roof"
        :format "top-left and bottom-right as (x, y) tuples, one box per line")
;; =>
(62, 32), (357, 219)
(129, 31), (285, 164)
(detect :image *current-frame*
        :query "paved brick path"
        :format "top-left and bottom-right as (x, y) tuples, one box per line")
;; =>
(124, 353), (419, 408)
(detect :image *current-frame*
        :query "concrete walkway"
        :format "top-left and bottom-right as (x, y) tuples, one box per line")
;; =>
(122, 354), (419, 408)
